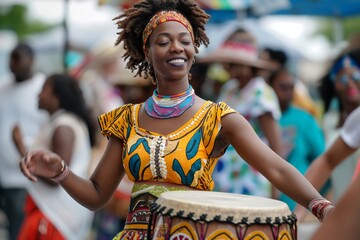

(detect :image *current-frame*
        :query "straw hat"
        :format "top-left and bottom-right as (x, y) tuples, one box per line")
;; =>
(197, 31), (275, 70)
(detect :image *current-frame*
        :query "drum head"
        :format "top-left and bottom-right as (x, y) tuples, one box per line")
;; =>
(151, 190), (295, 224)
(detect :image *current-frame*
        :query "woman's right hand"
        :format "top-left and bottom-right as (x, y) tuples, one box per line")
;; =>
(19, 149), (63, 182)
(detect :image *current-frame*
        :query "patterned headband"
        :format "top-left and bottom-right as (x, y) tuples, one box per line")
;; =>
(142, 10), (194, 53)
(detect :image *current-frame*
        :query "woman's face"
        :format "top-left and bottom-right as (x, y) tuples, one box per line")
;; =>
(146, 21), (196, 83)
(38, 79), (59, 113)
(334, 66), (360, 104)
(271, 70), (294, 110)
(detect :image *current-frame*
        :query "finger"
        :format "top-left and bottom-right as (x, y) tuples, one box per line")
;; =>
(21, 153), (37, 182)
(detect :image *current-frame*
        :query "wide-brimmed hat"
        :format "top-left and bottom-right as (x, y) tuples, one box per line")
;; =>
(197, 30), (275, 70)
(198, 41), (275, 70)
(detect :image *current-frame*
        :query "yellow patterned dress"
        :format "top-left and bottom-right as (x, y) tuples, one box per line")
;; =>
(98, 101), (236, 239)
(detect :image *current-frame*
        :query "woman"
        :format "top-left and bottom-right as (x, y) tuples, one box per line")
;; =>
(19, 1), (333, 239)
(14, 74), (95, 239)
(268, 68), (327, 211)
(305, 51), (360, 192)
(313, 49), (360, 201)
(199, 28), (283, 198)
(310, 106), (360, 240)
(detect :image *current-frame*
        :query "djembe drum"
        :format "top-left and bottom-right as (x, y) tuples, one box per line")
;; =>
(149, 191), (297, 240)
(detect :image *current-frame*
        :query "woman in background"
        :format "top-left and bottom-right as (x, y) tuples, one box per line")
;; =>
(13, 73), (95, 240)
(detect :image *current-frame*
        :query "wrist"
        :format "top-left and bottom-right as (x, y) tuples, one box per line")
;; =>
(308, 197), (334, 222)
(51, 160), (70, 183)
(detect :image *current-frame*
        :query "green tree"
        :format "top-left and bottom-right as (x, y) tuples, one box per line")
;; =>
(316, 16), (360, 43)
(0, 4), (58, 40)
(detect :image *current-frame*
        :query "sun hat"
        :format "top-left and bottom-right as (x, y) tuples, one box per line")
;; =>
(197, 30), (276, 70)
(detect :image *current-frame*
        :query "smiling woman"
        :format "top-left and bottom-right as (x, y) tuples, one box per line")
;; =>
(19, 1), (334, 240)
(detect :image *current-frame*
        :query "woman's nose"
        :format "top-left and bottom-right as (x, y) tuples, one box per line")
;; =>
(170, 41), (184, 53)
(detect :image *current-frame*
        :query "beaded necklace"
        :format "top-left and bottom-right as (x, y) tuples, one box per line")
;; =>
(144, 85), (195, 119)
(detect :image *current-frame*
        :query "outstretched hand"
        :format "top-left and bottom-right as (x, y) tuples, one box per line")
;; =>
(19, 149), (62, 182)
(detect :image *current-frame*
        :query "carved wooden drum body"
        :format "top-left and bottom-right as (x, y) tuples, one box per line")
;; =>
(150, 191), (297, 240)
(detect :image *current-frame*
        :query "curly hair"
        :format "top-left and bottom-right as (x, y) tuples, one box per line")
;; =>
(113, 0), (210, 79)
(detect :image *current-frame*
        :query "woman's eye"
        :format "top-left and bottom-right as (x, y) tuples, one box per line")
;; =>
(182, 41), (191, 45)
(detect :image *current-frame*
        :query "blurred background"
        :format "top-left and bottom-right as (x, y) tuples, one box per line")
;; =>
(1, 1), (360, 239)
(1, 0), (360, 87)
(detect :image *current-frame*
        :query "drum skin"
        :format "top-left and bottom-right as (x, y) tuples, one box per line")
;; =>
(149, 191), (297, 240)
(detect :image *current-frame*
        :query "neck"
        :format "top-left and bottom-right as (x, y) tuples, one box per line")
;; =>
(156, 81), (190, 95)
(15, 72), (33, 83)
(144, 85), (195, 119)
(236, 76), (253, 89)
(280, 103), (289, 113)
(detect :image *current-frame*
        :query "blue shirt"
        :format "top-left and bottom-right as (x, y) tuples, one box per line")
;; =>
(279, 106), (327, 210)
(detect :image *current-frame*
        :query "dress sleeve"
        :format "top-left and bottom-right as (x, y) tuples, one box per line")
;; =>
(97, 104), (133, 141)
(217, 102), (237, 120)
(202, 102), (237, 156)
(250, 78), (281, 120)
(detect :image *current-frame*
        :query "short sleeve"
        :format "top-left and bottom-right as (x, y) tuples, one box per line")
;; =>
(341, 106), (360, 148)
(97, 104), (133, 141)
(251, 80), (281, 120)
(202, 102), (237, 156)
(217, 102), (237, 121)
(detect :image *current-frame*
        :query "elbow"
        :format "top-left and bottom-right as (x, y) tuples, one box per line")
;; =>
(84, 201), (107, 212)
(88, 205), (103, 212)
(323, 155), (339, 171)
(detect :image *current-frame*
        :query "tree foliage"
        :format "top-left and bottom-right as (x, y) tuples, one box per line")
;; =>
(316, 16), (360, 43)
(0, 4), (58, 40)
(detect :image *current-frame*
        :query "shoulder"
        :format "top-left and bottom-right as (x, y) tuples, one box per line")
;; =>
(99, 103), (134, 120)
(343, 107), (360, 131)
(98, 103), (136, 139)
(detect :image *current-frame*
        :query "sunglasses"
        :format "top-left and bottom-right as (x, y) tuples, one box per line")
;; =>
(337, 70), (360, 85)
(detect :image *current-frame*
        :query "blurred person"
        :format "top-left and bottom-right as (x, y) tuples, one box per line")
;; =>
(13, 73), (95, 240)
(259, 47), (287, 81)
(260, 47), (319, 117)
(18, 1), (334, 239)
(268, 68), (329, 211)
(201, 63), (230, 101)
(188, 62), (209, 99)
(0, 43), (48, 240)
(78, 41), (125, 146)
(307, 105), (360, 240)
(199, 28), (283, 198)
(312, 172), (360, 240)
(92, 57), (153, 240)
(318, 49), (360, 203)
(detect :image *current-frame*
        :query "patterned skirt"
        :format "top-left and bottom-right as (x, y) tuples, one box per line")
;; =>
(113, 182), (193, 240)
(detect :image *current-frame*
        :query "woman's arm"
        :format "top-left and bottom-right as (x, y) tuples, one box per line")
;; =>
(311, 173), (360, 240)
(12, 125), (27, 157)
(258, 112), (284, 198)
(305, 136), (356, 191)
(20, 136), (125, 211)
(221, 113), (321, 209)
(258, 113), (283, 157)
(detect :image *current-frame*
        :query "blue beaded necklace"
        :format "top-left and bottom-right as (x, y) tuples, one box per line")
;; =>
(144, 86), (195, 119)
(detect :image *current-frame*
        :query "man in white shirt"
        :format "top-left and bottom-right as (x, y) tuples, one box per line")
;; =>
(0, 43), (47, 240)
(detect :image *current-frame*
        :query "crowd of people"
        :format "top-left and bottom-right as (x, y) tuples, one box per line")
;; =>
(1, 0), (360, 239)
